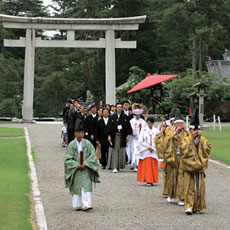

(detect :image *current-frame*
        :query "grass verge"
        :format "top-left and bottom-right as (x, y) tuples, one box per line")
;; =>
(0, 121), (19, 124)
(0, 127), (24, 137)
(203, 126), (230, 164)
(31, 148), (37, 163)
(0, 130), (32, 230)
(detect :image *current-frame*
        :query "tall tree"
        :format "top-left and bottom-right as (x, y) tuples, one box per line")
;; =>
(1, 0), (230, 117)
(1, 0), (46, 16)
(0, 0), (47, 117)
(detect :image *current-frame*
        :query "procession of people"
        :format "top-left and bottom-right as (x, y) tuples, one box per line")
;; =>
(63, 99), (211, 215)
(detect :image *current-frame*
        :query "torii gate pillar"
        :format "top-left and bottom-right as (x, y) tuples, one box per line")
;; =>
(105, 30), (116, 105)
(23, 29), (35, 121)
(0, 14), (146, 122)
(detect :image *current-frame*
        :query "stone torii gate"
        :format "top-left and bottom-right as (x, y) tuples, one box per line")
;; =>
(0, 14), (146, 122)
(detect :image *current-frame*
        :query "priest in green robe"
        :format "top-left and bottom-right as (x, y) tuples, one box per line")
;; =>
(65, 118), (100, 211)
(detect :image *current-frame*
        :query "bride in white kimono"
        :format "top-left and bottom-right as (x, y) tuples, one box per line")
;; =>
(127, 104), (146, 171)
(135, 117), (159, 185)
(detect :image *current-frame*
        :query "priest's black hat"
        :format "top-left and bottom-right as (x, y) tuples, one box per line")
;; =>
(74, 118), (84, 132)
(190, 109), (200, 130)
(169, 107), (177, 120)
(174, 108), (184, 123)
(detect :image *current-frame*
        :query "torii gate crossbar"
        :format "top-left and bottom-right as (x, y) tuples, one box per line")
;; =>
(0, 14), (146, 122)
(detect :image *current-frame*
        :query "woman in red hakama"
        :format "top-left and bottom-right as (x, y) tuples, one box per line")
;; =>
(136, 117), (159, 186)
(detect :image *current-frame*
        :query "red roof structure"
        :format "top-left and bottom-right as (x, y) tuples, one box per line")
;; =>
(127, 73), (178, 93)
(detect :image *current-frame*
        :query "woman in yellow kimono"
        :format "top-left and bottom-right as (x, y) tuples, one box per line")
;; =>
(181, 111), (211, 215)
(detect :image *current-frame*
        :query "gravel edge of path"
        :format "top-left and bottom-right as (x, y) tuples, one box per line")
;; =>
(24, 127), (48, 230)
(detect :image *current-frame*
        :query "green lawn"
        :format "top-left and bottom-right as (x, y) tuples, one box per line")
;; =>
(203, 126), (230, 164)
(0, 121), (19, 124)
(0, 127), (24, 137)
(0, 129), (32, 230)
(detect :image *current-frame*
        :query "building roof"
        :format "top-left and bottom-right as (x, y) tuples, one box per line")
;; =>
(206, 49), (230, 79)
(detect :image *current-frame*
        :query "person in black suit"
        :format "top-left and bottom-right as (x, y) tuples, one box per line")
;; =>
(108, 102), (132, 172)
(96, 108), (111, 169)
(63, 100), (72, 122)
(81, 106), (90, 141)
(66, 103), (75, 143)
(67, 103), (81, 143)
(71, 104), (81, 127)
(122, 100), (131, 116)
(85, 105), (98, 148)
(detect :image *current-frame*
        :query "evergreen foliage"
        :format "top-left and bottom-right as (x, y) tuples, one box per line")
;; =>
(0, 0), (229, 117)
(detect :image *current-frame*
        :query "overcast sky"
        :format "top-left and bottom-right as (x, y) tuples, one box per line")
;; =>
(43, 0), (52, 7)
(42, 0), (59, 37)
(43, 0), (55, 15)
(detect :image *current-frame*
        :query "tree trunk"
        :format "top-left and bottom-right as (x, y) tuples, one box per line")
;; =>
(207, 5), (212, 57)
(192, 38), (197, 71)
(86, 58), (92, 93)
(151, 88), (156, 114)
(199, 36), (202, 73)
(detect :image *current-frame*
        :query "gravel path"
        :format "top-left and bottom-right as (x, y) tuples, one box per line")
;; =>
(1, 122), (230, 230)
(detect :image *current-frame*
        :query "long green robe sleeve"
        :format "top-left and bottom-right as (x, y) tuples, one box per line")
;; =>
(64, 138), (100, 195)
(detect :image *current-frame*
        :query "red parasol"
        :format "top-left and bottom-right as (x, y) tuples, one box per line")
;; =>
(127, 73), (178, 93)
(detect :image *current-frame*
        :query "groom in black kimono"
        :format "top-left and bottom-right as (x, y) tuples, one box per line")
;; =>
(108, 102), (132, 172)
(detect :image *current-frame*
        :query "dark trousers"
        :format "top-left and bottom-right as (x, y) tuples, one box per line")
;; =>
(101, 142), (109, 167)
(84, 134), (90, 141)
(67, 127), (74, 144)
(90, 138), (97, 150)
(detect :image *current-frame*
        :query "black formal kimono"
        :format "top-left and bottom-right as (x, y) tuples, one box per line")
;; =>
(107, 112), (132, 170)
(96, 117), (111, 168)
(71, 111), (82, 127)
(128, 114), (134, 121)
(109, 112), (132, 148)
(66, 108), (76, 144)
(63, 106), (70, 122)
(80, 114), (90, 141)
(85, 113), (98, 148)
